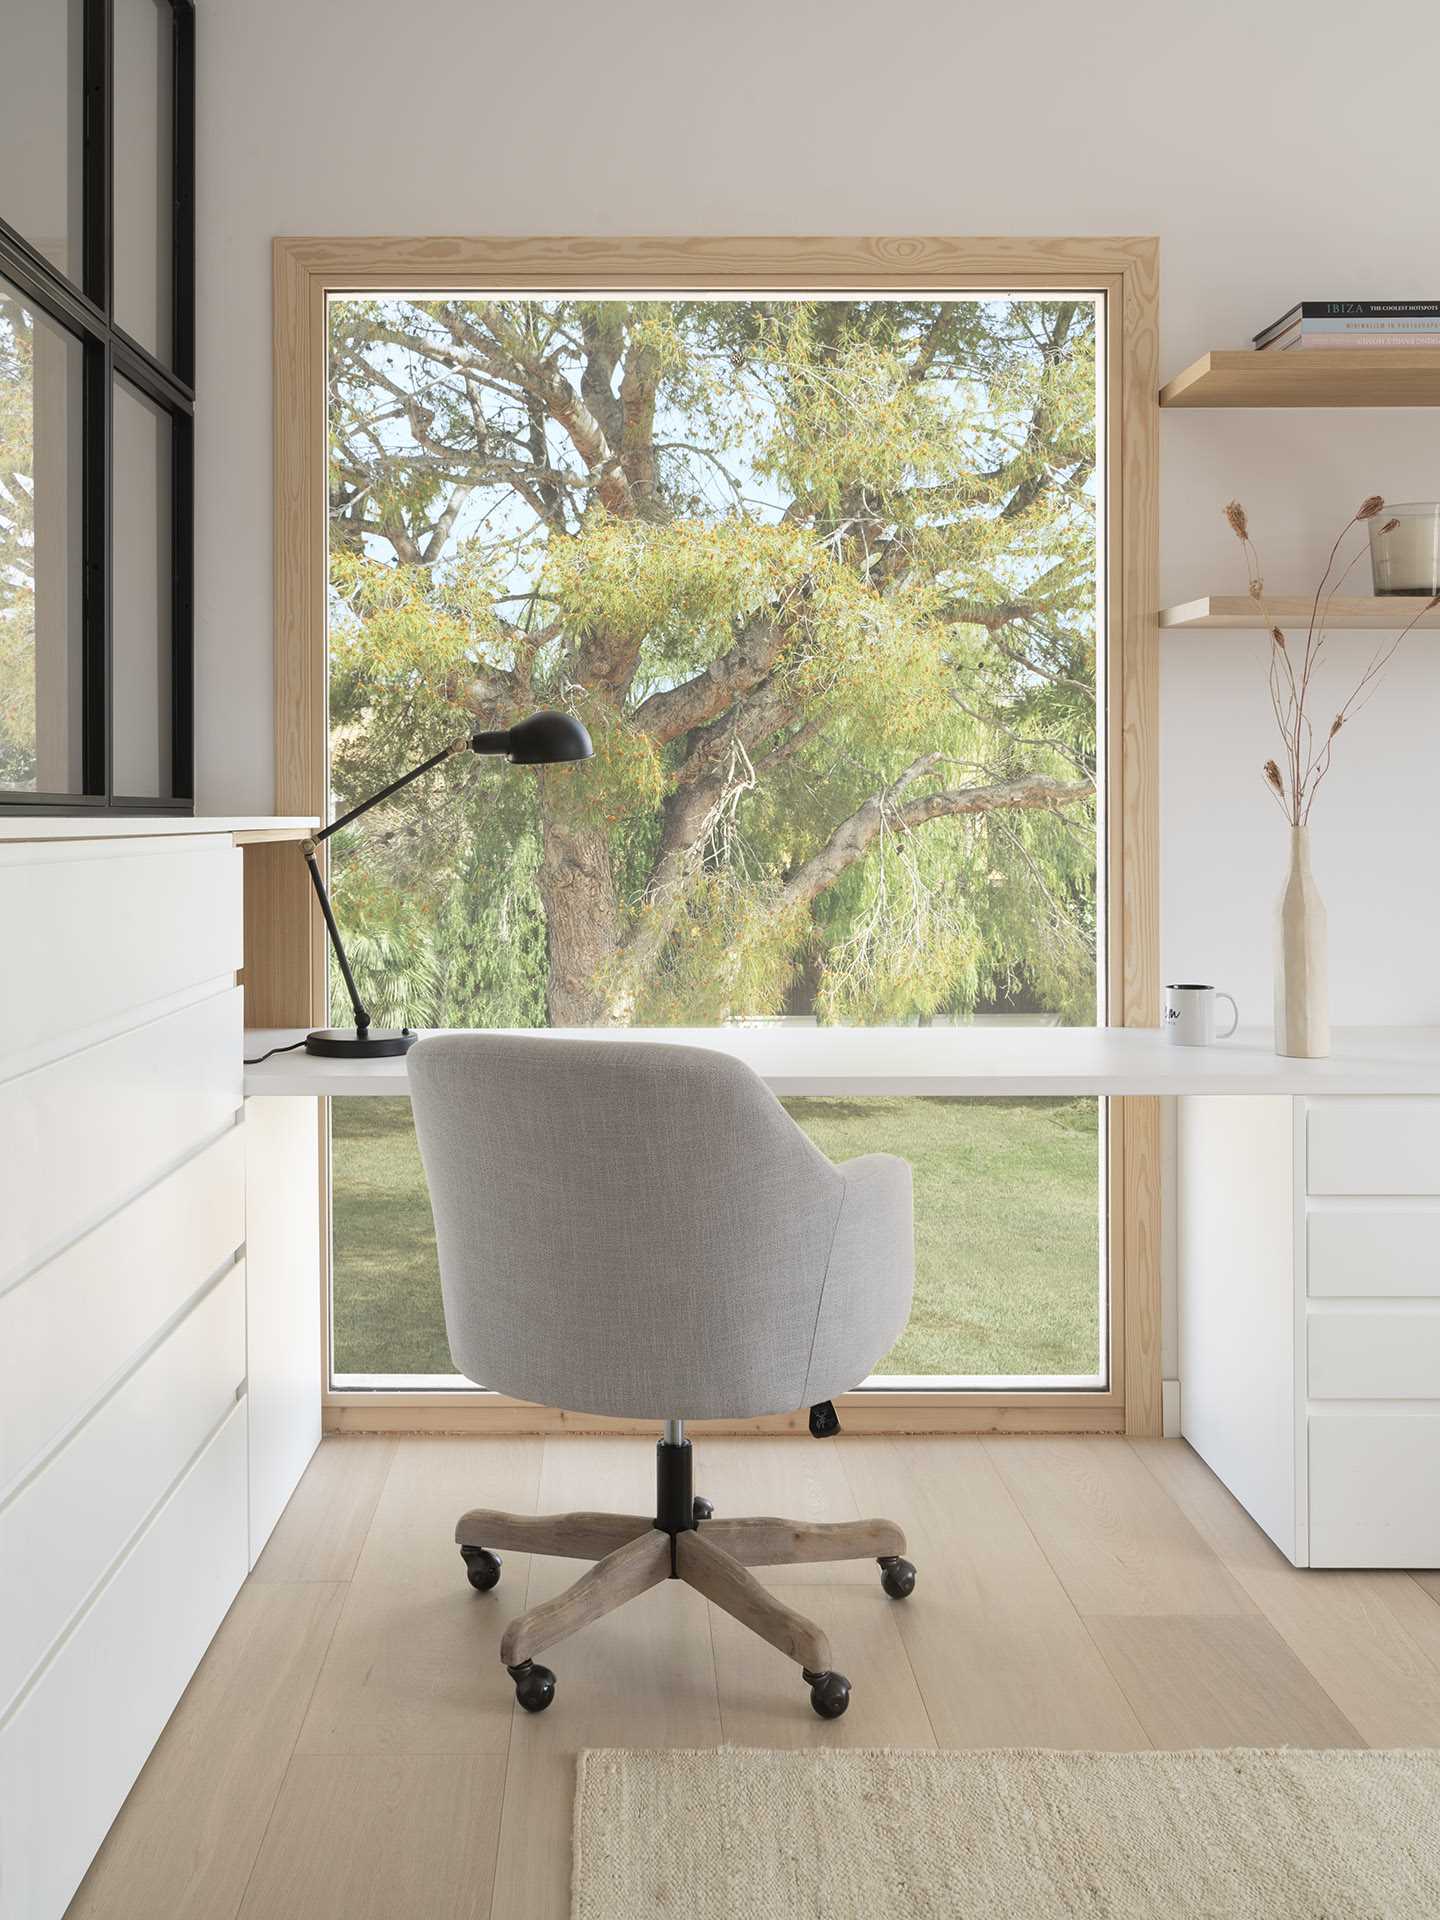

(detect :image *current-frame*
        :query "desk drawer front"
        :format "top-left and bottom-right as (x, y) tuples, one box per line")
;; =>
(0, 840), (242, 1080)
(0, 987), (242, 1291)
(1308, 1411), (1440, 1566)
(1307, 1099), (1440, 1196)
(0, 1401), (248, 1920)
(1307, 1206), (1440, 1298)
(1307, 1309), (1440, 1400)
(0, 1261), (245, 1714)
(0, 1127), (245, 1492)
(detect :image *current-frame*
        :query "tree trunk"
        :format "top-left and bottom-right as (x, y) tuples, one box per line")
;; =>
(536, 799), (622, 1026)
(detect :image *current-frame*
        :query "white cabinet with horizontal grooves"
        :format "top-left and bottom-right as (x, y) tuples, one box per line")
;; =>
(1307, 1306), (1440, 1401)
(1182, 1093), (1440, 1568)
(0, 1401), (249, 1920)
(0, 827), (320, 1920)
(1309, 1411), (1440, 1566)
(1307, 1098), (1440, 1195)
(0, 837), (242, 1076)
(0, 1126), (246, 1493)
(0, 985), (243, 1291)
(0, 1262), (246, 1713)
(1307, 1203), (1440, 1296)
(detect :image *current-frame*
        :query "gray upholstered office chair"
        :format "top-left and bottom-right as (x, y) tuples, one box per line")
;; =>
(409, 1032), (917, 1720)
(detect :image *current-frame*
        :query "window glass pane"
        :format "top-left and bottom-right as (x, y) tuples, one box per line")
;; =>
(326, 294), (1103, 1389)
(0, 280), (85, 794)
(113, 0), (174, 363)
(0, 0), (85, 284)
(111, 373), (172, 796)
(332, 1095), (1104, 1383)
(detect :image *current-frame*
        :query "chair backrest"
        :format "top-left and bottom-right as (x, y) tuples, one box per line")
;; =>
(408, 1033), (846, 1419)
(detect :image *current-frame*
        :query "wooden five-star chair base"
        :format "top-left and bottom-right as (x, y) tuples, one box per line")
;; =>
(453, 1436), (918, 1719)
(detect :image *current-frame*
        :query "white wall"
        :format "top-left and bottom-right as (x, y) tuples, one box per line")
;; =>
(196, 0), (1440, 1028)
(196, 0), (1439, 1412)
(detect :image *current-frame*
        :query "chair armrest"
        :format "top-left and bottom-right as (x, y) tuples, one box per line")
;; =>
(801, 1153), (915, 1404)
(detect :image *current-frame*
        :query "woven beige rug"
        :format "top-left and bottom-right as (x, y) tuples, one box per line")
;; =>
(572, 1746), (1440, 1919)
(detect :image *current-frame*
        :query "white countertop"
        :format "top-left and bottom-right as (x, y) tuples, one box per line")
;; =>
(0, 815), (317, 843)
(243, 1024), (1440, 1099)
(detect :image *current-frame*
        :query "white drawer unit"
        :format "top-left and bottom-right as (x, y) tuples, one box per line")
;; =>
(0, 837), (243, 1077)
(1307, 1204), (1440, 1297)
(0, 1401), (249, 1920)
(0, 820), (320, 1920)
(0, 1126), (246, 1493)
(1182, 1094), (1440, 1567)
(0, 985), (243, 1291)
(1309, 1412), (1440, 1567)
(1307, 1307), (1440, 1400)
(0, 1262), (246, 1713)
(1307, 1097), (1440, 1195)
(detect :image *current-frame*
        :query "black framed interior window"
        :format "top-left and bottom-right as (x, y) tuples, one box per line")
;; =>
(0, 0), (194, 814)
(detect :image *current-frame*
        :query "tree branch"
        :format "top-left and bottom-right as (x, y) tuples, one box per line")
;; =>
(630, 616), (786, 742)
(779, 772), (1094, 910)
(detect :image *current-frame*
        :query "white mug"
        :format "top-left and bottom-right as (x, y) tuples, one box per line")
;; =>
(1164, 983), (1239, 1047)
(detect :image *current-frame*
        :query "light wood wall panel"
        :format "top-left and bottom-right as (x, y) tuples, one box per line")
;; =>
(241, 840), (319, 1027)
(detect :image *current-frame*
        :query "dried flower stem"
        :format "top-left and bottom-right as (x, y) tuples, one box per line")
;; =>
(1225, 495), (1432, 825)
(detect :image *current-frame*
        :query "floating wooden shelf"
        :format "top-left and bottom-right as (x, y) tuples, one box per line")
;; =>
(1159, 349), (1440, 409)
(1160, 596), (1440, 631)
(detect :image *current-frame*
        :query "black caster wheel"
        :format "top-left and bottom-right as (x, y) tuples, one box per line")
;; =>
(460, 1545), (502, 1592)
(878, 1555), (916, 1600)
(508, 1660), (556, 1713)
(803, 1668), (851, 1719)
(692, 1496), (715, 1522)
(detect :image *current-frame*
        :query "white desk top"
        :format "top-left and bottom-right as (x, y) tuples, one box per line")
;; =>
(243, 1024), (1440, 1099)
(0, 814), (316, 844)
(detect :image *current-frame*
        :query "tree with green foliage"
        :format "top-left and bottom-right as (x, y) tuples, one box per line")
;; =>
(0, 291), (40, 790)
(326, 296), (1098, 1029)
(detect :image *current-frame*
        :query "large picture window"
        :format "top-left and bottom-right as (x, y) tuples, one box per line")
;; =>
(272, 237), (1158, 1434)
(0, 0), (194, 814)
(325, 290), (1105, 1389)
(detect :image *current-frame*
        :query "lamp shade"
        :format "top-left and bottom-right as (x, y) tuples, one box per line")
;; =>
(490, 710), (594, 765)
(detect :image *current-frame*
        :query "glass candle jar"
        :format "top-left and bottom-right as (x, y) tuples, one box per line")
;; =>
(1369, 503), (1440, 595)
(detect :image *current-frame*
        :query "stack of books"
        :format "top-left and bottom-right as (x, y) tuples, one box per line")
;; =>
(1254, 301), (1440, 351)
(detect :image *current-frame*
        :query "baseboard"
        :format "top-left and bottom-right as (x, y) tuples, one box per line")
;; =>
(1162, 1377), (1181, 1438)
(321, 1394), (1128, 1438)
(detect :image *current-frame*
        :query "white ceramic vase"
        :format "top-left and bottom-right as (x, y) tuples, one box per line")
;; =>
(1275, 825), (1329, 1058)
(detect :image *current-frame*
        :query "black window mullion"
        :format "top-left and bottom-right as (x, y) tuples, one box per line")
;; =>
(85, 332), (110, 797)
(107, 354), (192, 806)
(0, 227), (107, 341)
(172, 2), (195, 387)
(84, 0), (109, 312)
(170, 406), (194, 799)
(1, 0), (194, 816)
(109, 333), (193, 413)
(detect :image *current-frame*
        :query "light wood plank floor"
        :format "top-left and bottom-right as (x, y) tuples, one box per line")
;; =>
(67, 1434), (1440, 1920)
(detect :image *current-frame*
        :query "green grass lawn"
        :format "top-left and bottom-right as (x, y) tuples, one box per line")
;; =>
(332, 1096), (1101, 1380)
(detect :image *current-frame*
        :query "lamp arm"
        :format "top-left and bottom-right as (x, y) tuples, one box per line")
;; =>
(311, 735), (471, 846)
(303, 843), (373, 1035)
(303, 733), (476, 1038)
(295, 711), (585, 1057)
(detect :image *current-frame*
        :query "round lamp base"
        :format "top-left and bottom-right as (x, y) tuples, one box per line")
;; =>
(305, 1028), (416, 1059)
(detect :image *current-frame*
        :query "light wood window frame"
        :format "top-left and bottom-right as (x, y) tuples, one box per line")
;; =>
(268, 236), (1160, 1438)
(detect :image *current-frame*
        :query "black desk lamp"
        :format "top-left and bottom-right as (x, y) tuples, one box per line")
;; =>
(302, 709), (593, 1058)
